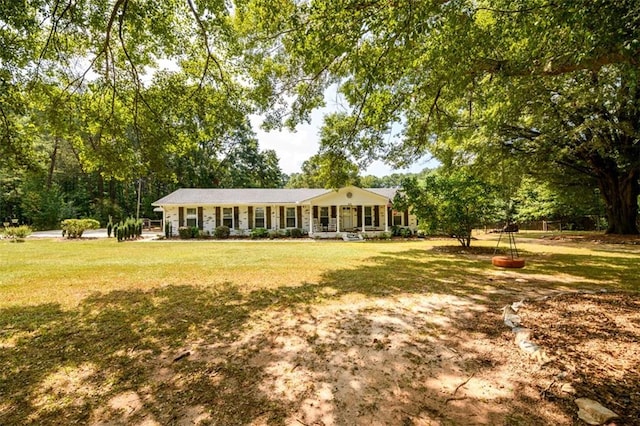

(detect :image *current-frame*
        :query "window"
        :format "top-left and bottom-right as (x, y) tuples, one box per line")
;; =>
(286, 207), (296, 228)
(186, 208), (197, 227)
(255, 207), (265, 228)
(223, 207), (233, 228)
(364, 206), (373, 227)
(320, 207), (329, 227)
(393, 210), (403, 226)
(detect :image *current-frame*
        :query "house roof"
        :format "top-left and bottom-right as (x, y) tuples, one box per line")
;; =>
(152, 187), (399, 206)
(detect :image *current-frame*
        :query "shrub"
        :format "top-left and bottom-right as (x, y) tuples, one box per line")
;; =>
(61, 219), (100, 238)
(268, 230), (284, 239)
(107, 217), (113, 238)
(190, 226), (200, 238)
(288, 228), (305, 238)
(3, 225), (32, 241)
(214, 225), (231, 239)
(250, 228), (269, 239)
(115, 217), (144, 240)
(399, 227), (413, 238)
(178, 226), (192, 239)
(164, 222), (173, 238)
(379, 232), (392, 240)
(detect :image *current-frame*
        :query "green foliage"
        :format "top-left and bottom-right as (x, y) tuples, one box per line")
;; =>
(286, 228), (305, 238)
(285, 153), (361, 189)
(190, 226), (200, 239)
(92, 199), (125, 227)
(113, 217), (143, 242)
(396, 171), (497, 247)
(0, 0), (286, 232)
(390, 225), (413, 238)
(18, 173), (76, 230)
(60, 219), (100, 239)
(268, 230), (285, 239)
(250, 228), (269, 239)
(400, 227), (413, 238)
(180, 226), (191, 239)
(237, 0), (640, 234)
(164, 222), (173, 238)
(178, 227), (192, 239)
(106, 217), (113, 238)
(2, 225), (33, 240)
(214, 225), (231, 239)
(513, 176), (602, 224)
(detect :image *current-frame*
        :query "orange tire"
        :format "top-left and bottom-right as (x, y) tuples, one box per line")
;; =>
(492, 256), (526, 268)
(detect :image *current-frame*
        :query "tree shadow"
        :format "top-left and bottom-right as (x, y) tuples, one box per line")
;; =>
(1, 246), (637, 424)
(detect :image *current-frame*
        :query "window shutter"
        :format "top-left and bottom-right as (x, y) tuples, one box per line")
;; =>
(248, 206), (253, 229)
(357, 207), (362, 228)
(374, 206), (379, 227)
(179, 207), (184, 227)
(197, 207), (203, 230)
(266, 206), (272, 229)
(296, 206), (302, 228)
(331, 205), (336, 218)
(279, 206), (285, 229)
(388, 207), (393, 226)
(404, 210), (409, 226)
(215, 207), (221, 228)
(234, 206), (240, 230)
(313, 206), (318, 218)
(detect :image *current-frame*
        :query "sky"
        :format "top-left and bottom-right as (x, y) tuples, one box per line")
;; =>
(250, 103), (436, 177)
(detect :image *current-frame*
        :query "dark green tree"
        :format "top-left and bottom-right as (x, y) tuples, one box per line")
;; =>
(236, 0), (640, 234)
(395, 170), (498, 247)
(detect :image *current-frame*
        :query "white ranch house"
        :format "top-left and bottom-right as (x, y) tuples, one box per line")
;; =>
(152, 186), (417, 238)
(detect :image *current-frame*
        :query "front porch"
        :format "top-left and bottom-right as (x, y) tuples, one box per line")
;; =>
(307, 204), (390, 237)
(310, 229), (390, 239)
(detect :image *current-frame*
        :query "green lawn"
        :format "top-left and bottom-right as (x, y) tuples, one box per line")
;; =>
(3, 236), (638, 310)
(1, 236), (638, 424)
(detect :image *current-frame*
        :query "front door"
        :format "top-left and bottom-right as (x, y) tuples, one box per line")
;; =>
(341, 206), (353, 230)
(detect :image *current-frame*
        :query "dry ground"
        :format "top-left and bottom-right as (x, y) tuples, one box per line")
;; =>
(1, 236), (639, 425)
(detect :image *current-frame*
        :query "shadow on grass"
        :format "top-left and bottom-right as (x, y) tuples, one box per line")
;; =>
(1, 246), (638, 424)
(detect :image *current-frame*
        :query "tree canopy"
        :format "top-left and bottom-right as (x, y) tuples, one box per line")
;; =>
(235, 0), (640, 234)
(0, 0), (284, 226)
(395, 170), (498, 247)
(3, 1), (639, 233)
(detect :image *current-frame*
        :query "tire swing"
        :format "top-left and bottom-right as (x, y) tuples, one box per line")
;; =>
(492, 223), (525, 268)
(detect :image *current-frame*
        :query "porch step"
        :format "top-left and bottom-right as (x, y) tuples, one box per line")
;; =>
(342, 233), (364, 242)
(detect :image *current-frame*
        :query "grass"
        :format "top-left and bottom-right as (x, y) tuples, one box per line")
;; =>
(1, 235), (639, 424)
(1, 239), (439, 309)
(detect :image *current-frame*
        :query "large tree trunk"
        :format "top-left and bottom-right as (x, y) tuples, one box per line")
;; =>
(47, 137), (59, 189)
(597, 169), (639, 235)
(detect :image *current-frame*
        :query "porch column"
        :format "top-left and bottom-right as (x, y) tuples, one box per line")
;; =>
(309, 204), (313, 235)
(384, 205), (389, 232)
(337, 205), (341, 233)
(360, 205), (364, 231)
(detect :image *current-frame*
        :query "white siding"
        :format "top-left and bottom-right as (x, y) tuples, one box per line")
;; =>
(164, 206), (180, 236)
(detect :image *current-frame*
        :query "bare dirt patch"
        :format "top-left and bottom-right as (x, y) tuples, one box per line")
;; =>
(168, 289), (640, 425)
(519, 291), (640, 425)
(540, 234), (640, 245)
(2, 238), (639, 425)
